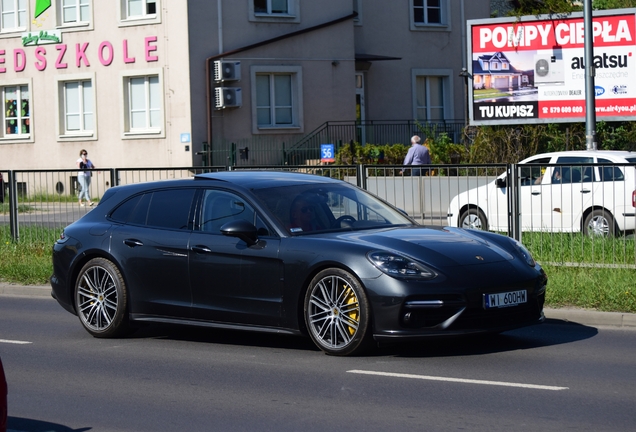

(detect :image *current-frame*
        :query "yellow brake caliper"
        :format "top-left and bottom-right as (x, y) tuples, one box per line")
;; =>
(343, 286), (359, 336)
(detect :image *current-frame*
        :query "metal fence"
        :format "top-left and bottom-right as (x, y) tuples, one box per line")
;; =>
(1, 164), (634, 268)
(204, 120), (466, 166)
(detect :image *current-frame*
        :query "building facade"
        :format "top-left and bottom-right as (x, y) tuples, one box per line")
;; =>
(0, 0), (490, 170)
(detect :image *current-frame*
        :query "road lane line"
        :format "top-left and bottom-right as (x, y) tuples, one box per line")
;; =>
(347, 370), (568, 391)
(0, 339), (32, 345)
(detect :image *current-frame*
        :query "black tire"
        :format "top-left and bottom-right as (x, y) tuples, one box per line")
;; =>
(583, 209), (616, 237)
(459, 208), (488, 231)
(304, 268), (372, 356)
(75, 257), (130, 338)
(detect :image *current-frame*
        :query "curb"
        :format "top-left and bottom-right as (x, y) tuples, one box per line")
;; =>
(1, 283), (635, 329)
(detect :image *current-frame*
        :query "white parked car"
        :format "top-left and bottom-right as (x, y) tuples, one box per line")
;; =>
(447, 150), (636, 236)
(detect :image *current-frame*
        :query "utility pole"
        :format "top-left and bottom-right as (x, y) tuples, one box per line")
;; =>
(584, 0), (597, 151)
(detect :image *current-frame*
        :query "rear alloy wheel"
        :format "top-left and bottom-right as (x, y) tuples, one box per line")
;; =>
(304, 268), (371, 356)
(75, 258), (130, 337)
(459, 208), (488, 231)
(583, 209), (616, 237)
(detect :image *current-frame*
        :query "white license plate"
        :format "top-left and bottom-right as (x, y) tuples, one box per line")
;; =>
(483, 290), (527, 309)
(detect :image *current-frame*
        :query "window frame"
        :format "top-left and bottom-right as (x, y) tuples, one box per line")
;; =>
(0, 0), (27, 34)
(409, 0), (450, 32)
(250, 65), (303, 134)
(249, 0), (300, 23)
(120, 68), (165, 139)
(0, 79), (33, 142)
(57, 0), (92, 29)
(118, 0), (161, 27)
(55, 73), (97, 141)
(412, 69), (453, 122)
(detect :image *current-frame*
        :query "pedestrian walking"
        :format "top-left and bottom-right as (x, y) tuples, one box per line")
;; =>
(76, 149), (96, 206)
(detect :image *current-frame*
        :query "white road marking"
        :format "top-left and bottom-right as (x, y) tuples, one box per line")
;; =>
(347, 369), (568, 391)
(0, 339), (32, 345)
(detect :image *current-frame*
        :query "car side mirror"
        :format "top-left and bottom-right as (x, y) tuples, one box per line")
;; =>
(220, 219), (259, 246)
(495, 177), (507, 188)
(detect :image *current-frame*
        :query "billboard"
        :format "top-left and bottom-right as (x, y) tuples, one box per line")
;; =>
(466, 9), (636, 125)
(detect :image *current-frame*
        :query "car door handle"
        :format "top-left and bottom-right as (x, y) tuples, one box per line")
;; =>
(191, 245), (213, 254)
(123, 239), (144, 248)
(580, 189), (591, 194)
(531, 191), (541, 196)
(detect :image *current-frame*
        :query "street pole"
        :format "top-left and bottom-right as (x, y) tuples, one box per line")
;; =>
(584, 0), (597, 151)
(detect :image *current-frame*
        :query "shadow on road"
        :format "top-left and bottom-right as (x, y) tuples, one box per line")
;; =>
(120, 319), (597, 358)
(378, 320), (598, 358)
(7, 417), (90, 432)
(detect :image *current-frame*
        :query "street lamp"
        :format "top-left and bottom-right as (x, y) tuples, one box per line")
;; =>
(458, 68), (472, 128)
(458, 68), (473, 147)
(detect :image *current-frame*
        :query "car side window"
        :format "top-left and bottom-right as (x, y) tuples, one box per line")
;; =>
(553, 156), (593, 184)
(146, 189), (196, 230)
(520, 157), (551, 185)
(110, 189), (195, 230)
(598, 158), (625, 182)
(199, 190), (267, 234)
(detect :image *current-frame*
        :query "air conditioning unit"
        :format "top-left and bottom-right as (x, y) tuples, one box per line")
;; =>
(214, 87), (242, 109)
(214, 61), (241, 82)
(534, 54), (565, 85)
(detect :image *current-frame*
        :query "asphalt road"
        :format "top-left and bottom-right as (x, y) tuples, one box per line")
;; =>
(2, 295), (636, 432)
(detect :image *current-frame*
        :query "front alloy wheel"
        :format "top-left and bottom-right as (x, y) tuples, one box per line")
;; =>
(304, 268), (371, 356)
(75, 258), (129, 338)
(583, 209), (616, 237)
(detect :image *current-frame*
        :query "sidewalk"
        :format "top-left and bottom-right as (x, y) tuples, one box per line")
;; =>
(2, 283), (636, 329)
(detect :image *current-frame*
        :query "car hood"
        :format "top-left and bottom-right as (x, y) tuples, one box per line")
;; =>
(331, 226), (515, 268)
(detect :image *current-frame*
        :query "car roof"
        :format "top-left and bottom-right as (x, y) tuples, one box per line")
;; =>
(194, 170), (343, 189)
(522, 150), (636, 163)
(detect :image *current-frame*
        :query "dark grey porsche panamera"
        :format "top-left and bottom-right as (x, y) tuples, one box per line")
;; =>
(51, 171), (547, 356)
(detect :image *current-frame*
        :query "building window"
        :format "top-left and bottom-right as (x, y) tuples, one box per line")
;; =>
(2, 85), (30, 138)
(251, 66), (303, 133)
(410, 0), (448, 30)
(414, 0), (440, 24)
(119, 0), (160, 25)
(415, 76), (445, 121)
(123, 74), (163, 135)
(249, 0), (299, 22)
(256, 74), (293, 127)
(0, 0), (27, 32)
(61, 0), (90, 24)
(63, 80), (94, 135)
(254, 0), (288, 14)
(127, 0), (156, 17)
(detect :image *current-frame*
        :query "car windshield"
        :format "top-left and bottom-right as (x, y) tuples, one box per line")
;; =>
(252, 182), (414, 234)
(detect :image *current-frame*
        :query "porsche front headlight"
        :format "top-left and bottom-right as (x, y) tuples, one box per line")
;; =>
(367, 251), (437, 280)
(510, 238), (536, 267)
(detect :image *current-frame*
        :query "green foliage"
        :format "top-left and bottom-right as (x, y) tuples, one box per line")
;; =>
(593, 0), (636, 9)
(544, 265), (636, 312)
(510, 0), (580, 16)
(0, 226), (53, 285)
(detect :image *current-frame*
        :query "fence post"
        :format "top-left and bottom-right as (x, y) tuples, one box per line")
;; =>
(507, 163), (521, 241)
(8, 171), (19, 241)
(357, 164), (365, 188)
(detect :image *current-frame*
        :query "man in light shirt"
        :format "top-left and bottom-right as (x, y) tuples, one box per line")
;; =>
(400, 135), (431, 176)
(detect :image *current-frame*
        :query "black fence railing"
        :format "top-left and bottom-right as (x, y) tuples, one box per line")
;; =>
(204, 120), (466, 167)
